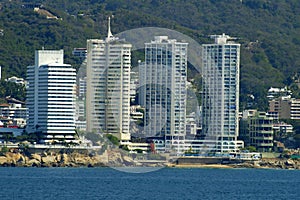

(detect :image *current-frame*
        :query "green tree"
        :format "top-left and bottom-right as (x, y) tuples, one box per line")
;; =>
(105, 134), (119, 146)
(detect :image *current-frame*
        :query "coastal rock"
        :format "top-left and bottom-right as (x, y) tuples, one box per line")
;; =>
(243, 162), (256, 168)
(96, 150), (109, 164)
(75, 156), (90, 166)
(41, 155), (57, 164)
(41, 152), (48, 157)
(253, 161), (260, 167)
(122, 155), (134, 166)
(5, 152), (22, 164)
(0, 156), (8, 165)
(107, 150), (123, 166)
(27, 159), (41, 167)
(69, 153), (85, 164)
(285, 159), (295, 166)
(273, 161), (284, 169)
(30, 154), (42, 162)
(295, 162), (300, 170)
(90, 154), (107, 166)
(61, 153), (70, 163)
(16, 155), (26, 166)
(55, 154), (62, 163)
(57, 153), (74, 167)
(67, 153), (78, 163)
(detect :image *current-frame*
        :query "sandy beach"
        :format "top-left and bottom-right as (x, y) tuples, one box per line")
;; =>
(168, 163), (233, 169)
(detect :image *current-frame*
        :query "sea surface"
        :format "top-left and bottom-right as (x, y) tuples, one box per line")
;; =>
(0, 167), (299, 200)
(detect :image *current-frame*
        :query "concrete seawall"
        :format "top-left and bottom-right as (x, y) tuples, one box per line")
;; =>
(176, 157), (243, 165)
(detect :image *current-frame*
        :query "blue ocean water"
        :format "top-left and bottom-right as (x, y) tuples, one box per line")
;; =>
(0, 167), (299, 200)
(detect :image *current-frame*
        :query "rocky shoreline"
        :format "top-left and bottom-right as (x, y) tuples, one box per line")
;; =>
(0, 149), (299, 170)
(0, 149), (167, 168)
(231, 158), (300, 170)
(171, 158), (300, 170)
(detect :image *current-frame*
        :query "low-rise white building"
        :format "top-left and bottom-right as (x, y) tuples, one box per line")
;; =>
(6, 76), (26, 85)
(130, 105), (143, 120)
(130, 71), (139, 103)
(267, 87), (291, 100)
(186, 112), (198, 136)
(0, 103), (27, 127)
(273, 122), (293, 137)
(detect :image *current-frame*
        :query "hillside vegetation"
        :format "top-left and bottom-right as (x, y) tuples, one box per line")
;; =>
(0, 0), (300, 110)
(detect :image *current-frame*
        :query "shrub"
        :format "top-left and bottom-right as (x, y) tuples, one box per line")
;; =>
(105, 134), (119, 146)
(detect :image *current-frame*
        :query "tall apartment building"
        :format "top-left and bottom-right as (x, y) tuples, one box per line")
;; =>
(201, 33), (240, 153)
(86, 18), (132, 142)
(26, 50), (77, 143)
(139, 36), (188, 152)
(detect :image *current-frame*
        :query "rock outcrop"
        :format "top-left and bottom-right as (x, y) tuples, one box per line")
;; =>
(0, 148), (163, 168)
(232, 158), (300, 169)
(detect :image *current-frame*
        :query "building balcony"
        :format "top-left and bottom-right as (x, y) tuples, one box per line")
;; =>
(252, 136), (273, 140)
(251, 130), (273, 134)
(256, 143), (273, 147)
(258, 124), (273, 127)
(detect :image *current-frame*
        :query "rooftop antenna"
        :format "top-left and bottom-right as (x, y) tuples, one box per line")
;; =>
(106, 15), (118, 42)
(107, 16), (113, 39)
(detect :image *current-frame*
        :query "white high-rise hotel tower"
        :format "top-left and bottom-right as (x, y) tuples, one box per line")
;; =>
(26, 50), (77, 143)
(140, 36), (188, 151)
(86, 17), (132, 142)
(201, 33), (240, 153)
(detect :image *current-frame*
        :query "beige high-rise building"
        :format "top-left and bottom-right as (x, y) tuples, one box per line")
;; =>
(86, 18), (132, 142)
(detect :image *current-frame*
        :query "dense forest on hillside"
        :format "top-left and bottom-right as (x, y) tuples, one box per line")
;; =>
(0, 0), (300, 110)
